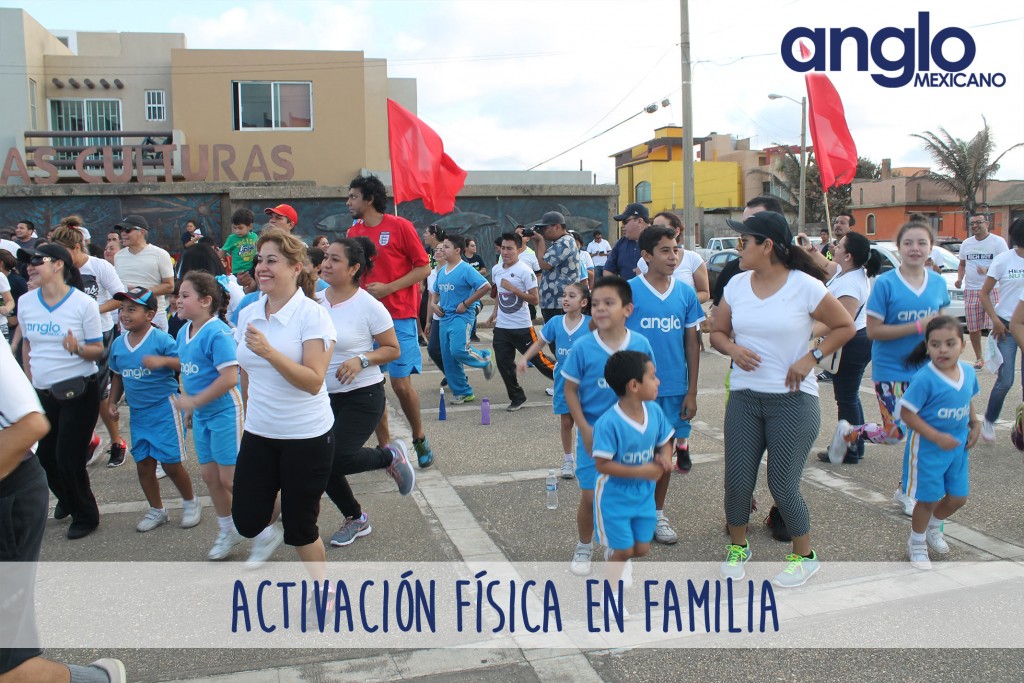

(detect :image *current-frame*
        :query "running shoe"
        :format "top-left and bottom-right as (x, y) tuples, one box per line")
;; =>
(413, 437), (434, 468)
(88, 659), (126, 683)
(773, 551), (820, 587)
(926, 524), (950, 554)
(107, 439), (127, 468)
(893, 487), (916, 517)
(86, 432), (102, 466)
(155, 463), (167, 480)
(53, 502), (69, 520)
(675, 443), (692, 473)
(451, 393), (476, 405)
(560, 458), (575, 480)
(482, 357), (496, 381)
(385, 440), (416, 496)
(545, 387), (555, 397)
(908, 538), (931, 570)
(136, 508), (169, 532)
(330, 514), (371, 547)
(181, 498), (202, 528)
(507, 398), (526, 412)
(826, 420), (853, 463)
(981, 419), (996, 444)
(720, 543), (751, 580)
(208, 527), (244, 560)
(815, 371), (833, 383)
(246, 525), (284, 567)
(570, 543), (593, 576)
(654, 516), (678, 544)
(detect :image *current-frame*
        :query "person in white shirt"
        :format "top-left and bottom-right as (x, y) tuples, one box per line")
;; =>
(114, 215), (174, 331)
(586, 230), (611, 277)
(233, 229), (336, 572)
(16, 243), (105, 541)
(635, 212), (711, 302)
(956, 214), (1008, 366)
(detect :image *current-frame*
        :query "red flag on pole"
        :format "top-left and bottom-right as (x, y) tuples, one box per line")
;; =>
(386, 99), (467, 214)
(800, 43), (858, 192)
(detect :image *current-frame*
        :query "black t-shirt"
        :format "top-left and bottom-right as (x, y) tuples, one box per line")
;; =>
(463, 253), (488, 278)
(711, 258), (742, 307)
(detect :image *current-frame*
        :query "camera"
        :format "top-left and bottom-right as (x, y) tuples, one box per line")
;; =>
(521, 226), (536, 237)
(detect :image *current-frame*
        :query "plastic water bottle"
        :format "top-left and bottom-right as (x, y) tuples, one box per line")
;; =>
(481, 398), (491, 425)
(438, 388), (447, 421)
(545, 469), (558, 510)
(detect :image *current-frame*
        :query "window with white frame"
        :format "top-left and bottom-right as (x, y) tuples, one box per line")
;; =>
(49, 99), (122, 160)
(635, 181), (652, 204)
(232, 81), (313, 130)
(145, 90), (166, 121)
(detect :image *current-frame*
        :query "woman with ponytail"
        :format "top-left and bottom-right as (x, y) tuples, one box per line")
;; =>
(16, 243), (104, 539)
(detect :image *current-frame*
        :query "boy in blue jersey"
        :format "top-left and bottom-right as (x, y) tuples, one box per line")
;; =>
(562, 275), (654, 575)
(107, 287), (201, 532)
(628, 226), (704, 545)
(429, 234), (495, 404)
(593, 350), (674, 587)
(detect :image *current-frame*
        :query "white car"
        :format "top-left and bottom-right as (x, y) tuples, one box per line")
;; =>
(869, 242), (965, 324)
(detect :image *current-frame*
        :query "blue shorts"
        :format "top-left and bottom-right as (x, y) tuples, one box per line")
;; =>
(551, 372), (568, 415)
(656, 394), (690, 439)
(593, 476), (657, 550)
(380, 318), (422, 379)
(576, 431), (597, 491)
(193, 388), (243, 466)
(902, 431), (970, 502)
(129, 398), (187, 465)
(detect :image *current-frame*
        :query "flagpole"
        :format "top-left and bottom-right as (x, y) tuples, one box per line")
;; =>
(823, 191), (832, 241)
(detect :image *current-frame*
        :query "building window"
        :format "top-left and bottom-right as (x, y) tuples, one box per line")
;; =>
(145, 90), (166, 121)
(232, 81), (312, 130)
(891, 185), (896, 203)
(866, 214), (876, 235)
(763, 181), (772, 195)
(635, 181), (652, 203)
(28, 79), (38, 128)
(49, 99), (122, 160)
(859, 188), (863, 204)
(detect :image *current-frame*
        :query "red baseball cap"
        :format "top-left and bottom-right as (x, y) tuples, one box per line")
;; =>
(264, 204), (298, 224)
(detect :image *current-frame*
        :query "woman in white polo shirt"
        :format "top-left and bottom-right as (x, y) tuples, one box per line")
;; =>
(233, 229), (337, 568)
(16, 243), (104, 540)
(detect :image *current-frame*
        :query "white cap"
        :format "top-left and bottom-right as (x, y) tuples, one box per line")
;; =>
(76, 226), (92, 241)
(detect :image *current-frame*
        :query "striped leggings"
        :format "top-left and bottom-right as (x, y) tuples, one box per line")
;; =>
(724, 389), (819, 537)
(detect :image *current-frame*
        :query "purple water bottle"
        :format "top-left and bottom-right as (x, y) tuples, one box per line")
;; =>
(481, 397), (491, 425)
(438, 388), (447, 421)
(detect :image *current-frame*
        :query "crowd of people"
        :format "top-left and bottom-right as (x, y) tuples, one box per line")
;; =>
(2, 179), (1021, 680)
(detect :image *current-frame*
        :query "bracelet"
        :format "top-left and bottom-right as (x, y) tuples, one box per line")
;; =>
(915, 320), (923, 335)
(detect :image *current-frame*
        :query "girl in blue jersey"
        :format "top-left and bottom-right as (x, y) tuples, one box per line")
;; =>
(826, 222), (950, 515)
(898, 316), (980, 570)
(107, 286), (201, 532)
(518, 282), (591, 479)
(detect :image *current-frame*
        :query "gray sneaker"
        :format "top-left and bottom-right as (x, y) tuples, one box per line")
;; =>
(385, 440), (416, 496)
(330, 514), (371, 547)
(720, 543), (751, 580)
(246, 524), (285, 568)
(208, 527), (244, 561)
(451, 393), (476, 405)
(560, 458), (576, 479)
(570, 543), (593, 576)
(654, 516), (678, 544)
(136, 508), (169, 532)
(180, 498), (202, 528)
(88, 658), (126, 683)
(483, 356), (496, 380)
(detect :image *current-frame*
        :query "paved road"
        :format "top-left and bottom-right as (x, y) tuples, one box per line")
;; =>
(36, 326), (1024, 681)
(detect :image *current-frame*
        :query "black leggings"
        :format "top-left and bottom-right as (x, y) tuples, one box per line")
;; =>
(232, 428), (334, 546)
(325, 384), (392, 519)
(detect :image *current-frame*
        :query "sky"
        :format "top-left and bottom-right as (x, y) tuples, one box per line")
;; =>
(4, 0), (1023, 185)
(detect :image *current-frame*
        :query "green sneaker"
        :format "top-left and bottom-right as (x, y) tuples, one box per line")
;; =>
(413, 437), (434, 468)
(720, 543), (751, 580)
(451, 393), (476, 405)
(773, 551), (820, 588)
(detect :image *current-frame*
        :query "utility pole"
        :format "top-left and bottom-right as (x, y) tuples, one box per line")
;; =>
(680, 0), (696, 250)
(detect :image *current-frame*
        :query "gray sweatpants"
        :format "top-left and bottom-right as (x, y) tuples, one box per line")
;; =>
(724, 389), (819, 537)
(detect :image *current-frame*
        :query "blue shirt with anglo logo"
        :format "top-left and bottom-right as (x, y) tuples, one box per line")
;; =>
(176, 317), (238, 415)
(108, 327), (179, 410)
(560, 330), (654, 426)
(899, 361), (979, 457)
(432, 260), (488, 322)
(627, 275), (705, 396)
(866, 269), (950, 382)
(593, 401), (674, 499)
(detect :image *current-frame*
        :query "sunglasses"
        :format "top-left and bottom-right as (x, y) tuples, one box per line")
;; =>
(29, 255), (53, 266)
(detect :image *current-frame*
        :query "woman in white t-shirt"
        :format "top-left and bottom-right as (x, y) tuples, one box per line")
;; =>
(318, 236), (415, 549)
(232, 229), (337, 570)
(711, 211), (854, 588)
(978, 217), (1024, 442)
(814, 232), (881, 465)
(16, 243), (105, 540)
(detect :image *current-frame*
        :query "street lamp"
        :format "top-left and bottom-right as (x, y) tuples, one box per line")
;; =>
(768, 93), (807, 234)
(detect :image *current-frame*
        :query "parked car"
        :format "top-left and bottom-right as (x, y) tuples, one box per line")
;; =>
(706, 248), (739, 295)
(937, 238), (962, 255)
(869, 242), (965, 324)
(695, 236), (740, 261)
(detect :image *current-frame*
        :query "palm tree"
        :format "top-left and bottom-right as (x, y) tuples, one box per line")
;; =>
(912, 118), (1023, 215)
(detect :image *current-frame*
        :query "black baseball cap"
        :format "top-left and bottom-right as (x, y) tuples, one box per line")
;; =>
(115, 215), (149, 232)
(16, 242), (74, 266)
(725, 211), (794, 249)
(113, 286), (158, 311)
(614, 203), (649, 222)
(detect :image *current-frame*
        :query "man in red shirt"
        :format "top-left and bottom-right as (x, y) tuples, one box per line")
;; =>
(346, 175), (435, 466)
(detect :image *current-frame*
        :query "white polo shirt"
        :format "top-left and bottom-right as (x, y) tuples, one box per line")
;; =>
(79, 255), (124, 332)
(17, 287), (102, 389)
(115, 244), (174, 317)
(235, 287), (336, 439)
(318, 288), (393, 394)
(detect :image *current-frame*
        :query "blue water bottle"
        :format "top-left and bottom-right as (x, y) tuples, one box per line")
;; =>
(438, 388), (447, 421)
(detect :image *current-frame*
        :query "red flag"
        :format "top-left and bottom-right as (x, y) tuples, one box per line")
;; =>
(800, 43), (858, 192)
(387, 99), (467, 214)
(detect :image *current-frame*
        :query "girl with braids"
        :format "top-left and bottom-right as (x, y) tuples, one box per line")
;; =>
(318, 236), (415, 548)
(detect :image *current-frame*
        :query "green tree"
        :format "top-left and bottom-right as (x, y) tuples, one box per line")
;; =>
(911, 117), (1023, 215)
(748, 151), (880, 224)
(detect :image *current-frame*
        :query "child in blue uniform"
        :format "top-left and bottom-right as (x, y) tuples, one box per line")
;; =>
(107, 287), (201, 532)
(430, 234), (495, 404)
(628, 226), (704, 545)
(593, 350), (673, 587)
(518, 282), (591, 478)
(562, 276), (654, 576)
(898, 315), (980, 570)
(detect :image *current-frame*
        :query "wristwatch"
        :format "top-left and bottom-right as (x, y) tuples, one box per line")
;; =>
(811, 348), (824, 363)
(357, 354), (370, 369)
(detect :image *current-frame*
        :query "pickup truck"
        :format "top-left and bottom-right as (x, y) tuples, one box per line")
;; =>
(695, 236), (740, 261)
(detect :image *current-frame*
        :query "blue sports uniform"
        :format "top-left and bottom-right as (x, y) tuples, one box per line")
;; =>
(593, 402), (674, 550)
(539, 314), (592, 415)
(177, 318), (242, 466)
(866, 269), (950, 383)
(433, 261), (491, 397)
(560, 330), (655, 490)
(627, 276), (704, 437)
(108, 327), (186, 464)
(899, 361), (979, 502)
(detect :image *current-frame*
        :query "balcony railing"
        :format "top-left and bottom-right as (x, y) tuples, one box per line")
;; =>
(23, 130), (175, 169)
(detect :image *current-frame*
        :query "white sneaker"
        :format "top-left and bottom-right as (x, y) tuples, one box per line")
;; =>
(180, 498), (202, 528)
(926, 525), (950, 554)
(908, 538), (931, 570)
(827, 419), (853, 464)
(893, 487), (916, 517)
(246, 524), (284, 568)
(654, 516), (678, 544)
(208, 527), (244, 560)
(155, 463), (167, 480)
(136, 508), (169, 532)
(981, 419), (996, 443)
(545, 387), (555, 397)
(570, 544), (593, 576)
(88, 658), (126, 683)
(560, 458), (575, 479)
